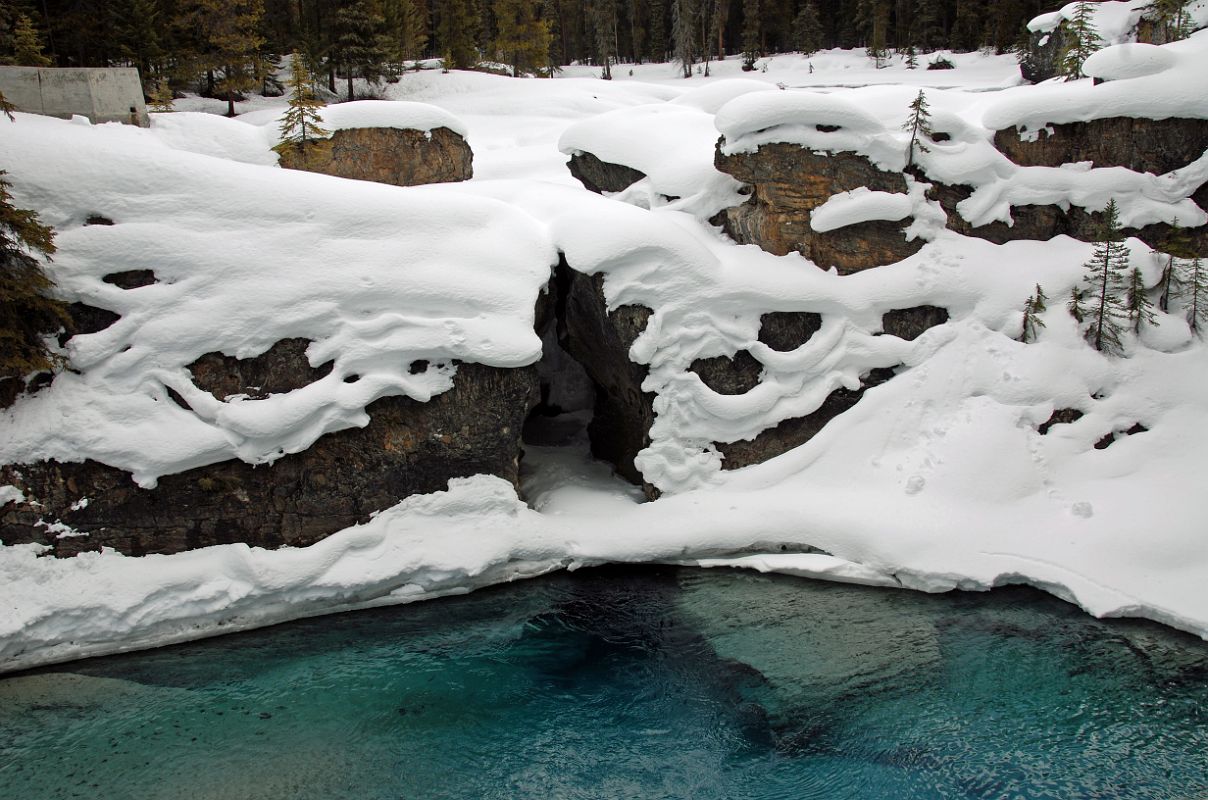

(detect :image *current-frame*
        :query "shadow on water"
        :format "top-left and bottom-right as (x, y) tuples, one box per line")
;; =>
(2, 566), (1207, 800)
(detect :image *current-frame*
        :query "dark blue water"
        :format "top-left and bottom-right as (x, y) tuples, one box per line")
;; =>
(1, 567), (1206, 800)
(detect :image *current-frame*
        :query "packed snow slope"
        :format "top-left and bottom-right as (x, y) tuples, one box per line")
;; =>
(3, 47), (1208, 672)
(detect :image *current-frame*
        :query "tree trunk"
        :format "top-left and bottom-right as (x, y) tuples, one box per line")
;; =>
(347, 73), (354, 101)
(227, 91), (236, 117)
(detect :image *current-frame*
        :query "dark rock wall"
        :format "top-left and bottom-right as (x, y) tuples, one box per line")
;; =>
(567, 151), (647, 195)
(278, 126), (473, 186)
(2, 361), (539, 556)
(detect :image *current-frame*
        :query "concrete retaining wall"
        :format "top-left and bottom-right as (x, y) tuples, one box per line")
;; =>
(0, 67), (148, 127)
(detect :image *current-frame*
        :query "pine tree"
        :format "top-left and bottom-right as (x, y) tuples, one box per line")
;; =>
(591, 0), (618, 79)
(904, 44), (917, 68)
(273, 51), (331, 166)
(1123, 266), (1157, 334)
(494, 0), (552, 76)
(181, 0), (266, 117)
(438, 0), (481, 70)
(949, 0), (982, 51)
(148, 77), (175, 111)
(867, 1), (890, 67)
(1154, 220), (1194, 311)
(911, 0), (943, 52)
(1177, 256), (1208, 334)
(671, 0), (696, 77)
(792, 0), (822, 55)
(0, 92), (69, 384)
(1020, 283), (1047, 343)
(1146, 0), (1192, 42)
(383, 0), (430, 67)
(1067, 285), (1087, 325)
(333, 2), (387, 100)
(648, 0), (667, 62)
(11, 13), (51, 66)
(902, 89), (932, 168)
(112, 0), (164, 80)
(1076, 199), (1130, 355)
(740, 0), (759, 70)
(1061, 1), (1100, 79)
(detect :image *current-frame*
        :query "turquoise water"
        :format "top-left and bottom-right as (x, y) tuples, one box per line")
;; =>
(1, 567), (1206, 800)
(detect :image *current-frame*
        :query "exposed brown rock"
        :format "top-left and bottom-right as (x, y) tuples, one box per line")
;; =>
(1, 361), (539, 556)
(277, 126), (473, 186)
(556, 260), (657, 495)
(758, 311), (823, 352)
(717, 367), (897, 470)
(690, 351), (762, 395)
(880, 306), (949, 341)
(567, 151), (647, 195)
(1038, 408), (1084, 435)
(58, 302), (121, 347)
(714, 143), (922, 273)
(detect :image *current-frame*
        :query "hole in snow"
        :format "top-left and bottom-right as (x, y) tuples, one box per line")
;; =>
(344, 374), (360, 383)
(408, 360), (429, 375)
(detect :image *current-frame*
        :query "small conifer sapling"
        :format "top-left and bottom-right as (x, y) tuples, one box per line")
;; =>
(1123, 266), (1157, 335)
(903, 89), (932, 169)
(273, 53), (331, 168)
(1020, 284), (1047, 343)
(1075, 198), (1129, 356)
(1061, 1), (1101, 79)
(1176, 255), (1207, 334)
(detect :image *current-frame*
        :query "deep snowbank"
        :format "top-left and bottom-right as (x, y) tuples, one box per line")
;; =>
(3, 50), (1208, 671)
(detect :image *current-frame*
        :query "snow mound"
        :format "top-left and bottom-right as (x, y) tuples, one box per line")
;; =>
(306, 99), (468, 137)
(715, 91), (903, 169)
(0, 112), (553, 487)
(668, 79), (777, 114)
(1083, 42), (1178, 80)
(1028, 1), (1149, 44)
(810, 188), (915, 233)
(983, 33), (1208, 130)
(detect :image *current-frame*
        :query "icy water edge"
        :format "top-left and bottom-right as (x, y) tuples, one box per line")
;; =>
(1, 567), (1206, 800)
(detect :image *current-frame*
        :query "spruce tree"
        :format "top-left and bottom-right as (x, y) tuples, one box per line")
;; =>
(949, 0), (982, 51)
(273, 51), (331, 166)
(333, 1), (387, 100)
(181, 0), (266, 117)
(911, 0), (943, 52)
(1067, 285), (1087, 325)
(904, 44), (917, 68)
(792, 0), (823, 55)
(0, 92), (69, 385)
(438, 0), (481, 70)
(902, 89), (932, 168)
(11, 13), (51, 66)
(494, 0), (552, 76)
(1177, 256), (1207, 334)
(1146, 0), (1192, 42)
(1123, 266), (1157, 334)
(591, 0), (618, 79)
(648, 0), (667, 62)
(1061, 1), (1101, 79)
(671, 0), (695, 77)
(740, 0), (759, 70)
(149, 77), (175, 111)
(1154, 220), (1194, 311)
(383, 0), (430, 67)
(867, 2), (890, 67)
(1020, 283), (1047, 343)
(1076, 199), (1130, 355)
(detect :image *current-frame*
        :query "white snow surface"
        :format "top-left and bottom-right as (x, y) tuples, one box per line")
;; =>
(2, 49), (1208, 671)
(810, 188), (915, 233)
(1028, 0), (1208, 41)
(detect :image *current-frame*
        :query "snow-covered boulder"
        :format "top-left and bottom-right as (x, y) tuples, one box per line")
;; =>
(276, 100), (474, 186)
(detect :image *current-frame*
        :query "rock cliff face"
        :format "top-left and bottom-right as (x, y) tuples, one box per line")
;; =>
(277, 126), (473, 186)
(555, 262), (658, 496)
(1, 343), (539, 556)
(713, 144), (922, 274)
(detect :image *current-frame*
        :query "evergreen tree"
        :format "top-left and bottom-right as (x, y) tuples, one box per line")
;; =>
(791, 0), (822, 55)
(671, 0), (695, 77)
(111, 0), (164, 80)
(148, 77), (175, 111)
(867, 1), (889, 67)
(1061, 1), (1100, 79)
(0, 92), (69, 385)
(902, 89), (932, 168)
(1145, 0), (1192, 42)
(1177, 256), (1207, 334)
(1076, 199), (1130, 355)
(1154, 220), (1194, 311)
(494, 0), (551, 76)
(740, 0), (759, 70)
(11, 13), (51, 66)
(949, 0), (982, 51)
(1020, 283), (1047, 343)
(911, 0), (943, 52)
(1123, 266), (1157, 334)
(904, 43), (917, 68)
(591, 0), (618, 79)
(333, 1), (387, 100)
(273, 51), (331, 166)
(181, 0), (266, 116)
(647, 0), (667, 61)
(438, 0), (481, 69)
(383, 0), (429, 66)
(1067, 285), (1087, 325)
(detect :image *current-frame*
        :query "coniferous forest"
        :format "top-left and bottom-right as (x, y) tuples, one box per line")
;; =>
(0, 0), (1054, 93)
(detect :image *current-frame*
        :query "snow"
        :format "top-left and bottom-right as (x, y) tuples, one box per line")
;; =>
(1028, 0), (1208, 42)
(810, 188), (915, 233)
(2, 48), (1208, 672)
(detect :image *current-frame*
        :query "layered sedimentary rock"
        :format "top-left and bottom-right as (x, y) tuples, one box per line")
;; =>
(1, 340), (539, 556)
(277, 126), (473, 186)
(713, 144), (922, 274)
